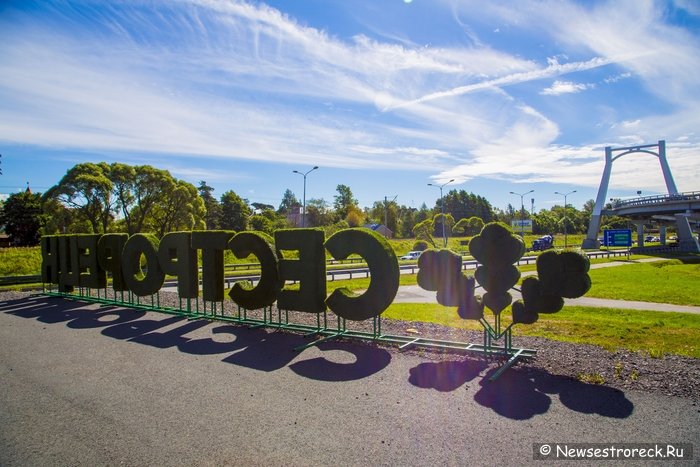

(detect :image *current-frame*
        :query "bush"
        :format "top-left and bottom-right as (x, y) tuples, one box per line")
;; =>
(412, 240), (429, 251)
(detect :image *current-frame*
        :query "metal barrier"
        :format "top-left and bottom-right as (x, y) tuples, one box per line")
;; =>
(41, 284), (535, 380)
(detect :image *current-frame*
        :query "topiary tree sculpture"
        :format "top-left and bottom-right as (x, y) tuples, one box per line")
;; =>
(417, 221), (591, 366)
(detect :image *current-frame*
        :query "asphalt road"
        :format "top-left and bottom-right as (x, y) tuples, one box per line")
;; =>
(1, 295), (697, 465)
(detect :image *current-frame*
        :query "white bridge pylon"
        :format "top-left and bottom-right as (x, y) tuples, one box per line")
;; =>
(582, 140), (679, 249)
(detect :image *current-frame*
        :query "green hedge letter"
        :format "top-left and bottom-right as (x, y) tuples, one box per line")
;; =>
(191, 231), (234, 302)
(228, 231), (280, 309)
(58, 235), (76, 293)
(97, 233), (129, 291)
(275, 229), (326, 313)
(41, 236), (59, 285)
(71, 234), (106, 289)
(122, 233), (165, 296)
(158, 232), (198, 299)
(325, 228), (399, 321)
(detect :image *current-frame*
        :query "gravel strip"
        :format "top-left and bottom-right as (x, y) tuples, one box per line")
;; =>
(3, 289), (698, 401)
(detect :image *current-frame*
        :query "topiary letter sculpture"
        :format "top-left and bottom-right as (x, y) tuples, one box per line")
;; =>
(417, 222), (591, 327)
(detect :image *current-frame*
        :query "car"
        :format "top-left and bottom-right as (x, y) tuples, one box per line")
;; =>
(400, 251), (422, 261)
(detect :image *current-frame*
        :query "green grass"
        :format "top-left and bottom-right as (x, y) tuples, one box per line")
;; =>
(0, 247), (42, 276)
(380, 302), (700, 358)
(587, 259), (700, 305)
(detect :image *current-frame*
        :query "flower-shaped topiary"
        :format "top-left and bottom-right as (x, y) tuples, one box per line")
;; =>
(512, 250), (591, 324)
(469, 222), (524, 314)
(417, 249), (484, 319)
(417, 222), (592, 326)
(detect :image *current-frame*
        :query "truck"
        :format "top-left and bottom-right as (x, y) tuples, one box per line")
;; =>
(531, 234), (554, 251)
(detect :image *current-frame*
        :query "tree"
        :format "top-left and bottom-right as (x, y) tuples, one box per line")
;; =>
(278, 189), (300, 214)
(333, 184), (358, 221)
(453, 216), (484, 236)
(147, 180), (206, 237)
(198, 180), (222, 230)
(369, 199), (399, 233)
(433, 212), (455, 240)
(248, 214), (273, 235)
(412, 218), (436, 247)
(440, 190), (495, 223)
(44, 162), (115, 233)
(220, 190), (250, 231)
(0, 190), (46, 246)
(345, 205), (365, 227)
(532, 210), (559, 234)
(112, 164), (175, 234)
(305, 198), (331, 227)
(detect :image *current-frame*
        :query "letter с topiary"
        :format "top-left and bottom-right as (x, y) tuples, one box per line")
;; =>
(228, 231), (281, 310)
(122, 233), (165, 297)
(325, 228), (400, 321)
(469, 222), (524, 314)
(416, 249), (483, 319)
(512, 250), (591, 324)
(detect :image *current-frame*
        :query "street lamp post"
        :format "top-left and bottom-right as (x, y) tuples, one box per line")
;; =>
(384, 195), (397, 238)
(510, 190), (534, 237)
(555, 190), (576, 249)
(428, 179), (454, 247)
(292, 166), (318, 227)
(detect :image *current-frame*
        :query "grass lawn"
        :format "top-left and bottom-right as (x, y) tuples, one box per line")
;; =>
(587, 259), (700, 305)
(380, 303), (700, 358)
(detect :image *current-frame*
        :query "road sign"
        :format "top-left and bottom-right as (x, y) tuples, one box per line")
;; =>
(603, 229), (632, 247)
(511, 219), (533, 233)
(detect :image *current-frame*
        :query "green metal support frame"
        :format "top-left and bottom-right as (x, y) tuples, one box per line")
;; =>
(41, 284), (535, 380)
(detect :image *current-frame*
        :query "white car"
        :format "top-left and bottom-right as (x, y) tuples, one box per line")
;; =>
(400, 251), (422, 260)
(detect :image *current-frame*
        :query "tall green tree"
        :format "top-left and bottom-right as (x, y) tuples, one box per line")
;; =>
(412, 218), (436, 247)
(148, 180), (206, 237)
(0, 190), (47, 246)
(198, 180), (222, 230)
(220, 190), (250, 231)
(305, 198), (331, 227)
(440, 190), (495, 223)
(44, 162), (115, 233)
(278, 189), (300, 214)
(333, 184), (358, 221)
(112, 164), (175, 234)
(369, 199), (399, 233)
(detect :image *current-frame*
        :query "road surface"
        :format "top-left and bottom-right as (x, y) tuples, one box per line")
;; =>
(1, 294), (696, 465)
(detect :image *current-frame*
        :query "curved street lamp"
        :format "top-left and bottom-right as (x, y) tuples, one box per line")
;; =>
(555, 190), (576, 248)
(293, 166), (318, 227)
(428, 179), (454, 247)
(510, 190), (534, 237)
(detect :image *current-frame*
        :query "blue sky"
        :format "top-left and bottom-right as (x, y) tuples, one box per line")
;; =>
(1, 0), (699, 213)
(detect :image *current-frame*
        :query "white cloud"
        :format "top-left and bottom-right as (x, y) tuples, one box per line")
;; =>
(540, 80), (594, 95)
(0, 0), (698, 198)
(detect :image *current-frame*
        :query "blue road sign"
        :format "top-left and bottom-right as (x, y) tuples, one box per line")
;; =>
(603, 229), (632, 247)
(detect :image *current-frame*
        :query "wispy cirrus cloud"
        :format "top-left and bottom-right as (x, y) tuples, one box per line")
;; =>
(0, 0), (698, 203)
